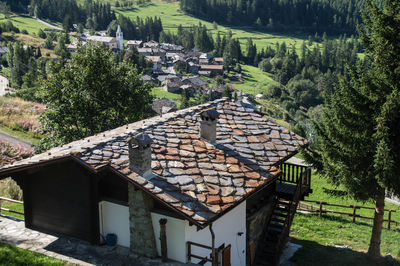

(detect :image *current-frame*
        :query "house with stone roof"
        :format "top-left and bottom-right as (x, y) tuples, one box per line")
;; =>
(0, 98), (312, 266)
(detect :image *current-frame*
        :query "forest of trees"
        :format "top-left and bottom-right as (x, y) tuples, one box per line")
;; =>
(1, 0), (29, 12)
(29, 0), (116, 31)
(108, 15), (163, 41)
(257, 35), (362, 127)
(180, 0), (363, 34)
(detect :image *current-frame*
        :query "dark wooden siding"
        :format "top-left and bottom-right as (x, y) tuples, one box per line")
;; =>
(23, 160), (97, 243)
(98, 171), (128, 205)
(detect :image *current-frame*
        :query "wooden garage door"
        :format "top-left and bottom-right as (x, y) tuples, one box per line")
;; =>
(27, 161), (93, 242)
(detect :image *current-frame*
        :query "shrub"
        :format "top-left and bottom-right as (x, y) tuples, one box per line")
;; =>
(263, 84), (282, 98)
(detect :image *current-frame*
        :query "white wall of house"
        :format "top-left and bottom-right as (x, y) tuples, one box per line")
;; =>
(151, 212), (187, 263)
(99, 201), (130, 248)
(0, 75), (9, 96)
(185, 201), (247, 266)
(150, 201), (246, 266)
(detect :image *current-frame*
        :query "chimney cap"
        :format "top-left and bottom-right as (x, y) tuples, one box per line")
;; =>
(200, 108), (219, 121)
(130, 133), (152, 147)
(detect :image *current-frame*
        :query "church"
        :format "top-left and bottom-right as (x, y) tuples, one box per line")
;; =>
(85, 25), (124, 51)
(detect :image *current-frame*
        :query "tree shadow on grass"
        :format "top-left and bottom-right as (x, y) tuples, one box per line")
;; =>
(289, 238), (399, 266)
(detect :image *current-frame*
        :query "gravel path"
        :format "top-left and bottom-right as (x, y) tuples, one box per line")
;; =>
(0, 130), (32, 149)
(33, 17), (63, 31)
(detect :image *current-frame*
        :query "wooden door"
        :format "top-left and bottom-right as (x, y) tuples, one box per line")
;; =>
(222, 244), (231, 266)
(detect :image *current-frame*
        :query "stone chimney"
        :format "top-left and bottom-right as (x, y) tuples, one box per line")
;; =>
(237, 91), (243, 102)
(200, 108), (219, 143)
(128, 133), (153, 178)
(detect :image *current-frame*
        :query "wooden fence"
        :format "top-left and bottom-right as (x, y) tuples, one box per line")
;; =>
(298, 199), (399, 230)
(0, 196), (24, 216)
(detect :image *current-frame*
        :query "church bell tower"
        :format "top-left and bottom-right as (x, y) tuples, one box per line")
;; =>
(116, 25), (123, 51)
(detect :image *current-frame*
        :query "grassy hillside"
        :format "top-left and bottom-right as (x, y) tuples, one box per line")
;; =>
(227, 64), (277, 95)
(0, 14), (48, 35)
(108, 0), (319, 54)
(0, 97), (44, 143)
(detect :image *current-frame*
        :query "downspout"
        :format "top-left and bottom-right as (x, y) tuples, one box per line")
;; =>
(210, 223), (216, 266)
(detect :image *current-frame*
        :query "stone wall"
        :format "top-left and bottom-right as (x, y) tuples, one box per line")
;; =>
(128, 183), (158, 258)
(246, 194), (276, 259)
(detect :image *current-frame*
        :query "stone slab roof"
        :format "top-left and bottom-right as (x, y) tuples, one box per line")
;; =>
(0, 99), (307, 227)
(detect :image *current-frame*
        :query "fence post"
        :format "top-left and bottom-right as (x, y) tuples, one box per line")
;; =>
(388, 210), (392, 230)
(352, 206), (357, 223)
(187, 242), (191, 262)
(0, 199), (2, 215)
(319, 201), (323, 217)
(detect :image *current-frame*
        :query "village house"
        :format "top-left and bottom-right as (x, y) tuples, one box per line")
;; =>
(152, 98), (178, 115)
(137, 47), (153, 57)
(143, 40), (160, 48)
(151, 48), (167, 59)
(199, 53), (213, 65)
(182, 76), (209, 88)
(0, 98), (311, 266)
(187, 61), (200, 74)
(145, 56), (163, 71)
(160, 43), (184, 53)
(162, 76), (182, 93)
(66, 43), (78, 53)
(199, 65), (224, 77)
(214, 57), (224, 65)
(141, 74), (155, 83)
(0, 74), (11, 96)
(126, 40), (143, 50)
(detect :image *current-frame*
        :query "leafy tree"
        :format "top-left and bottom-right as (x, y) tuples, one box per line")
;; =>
(0, 2), (11, 18)
(287, 79), (320, 108)
(38, 29), (47, 39)
(302, 0), (400, 258)
(54, 34), (69, 58)
(264, 83), (281, 99)
(37, 45), (154, 152)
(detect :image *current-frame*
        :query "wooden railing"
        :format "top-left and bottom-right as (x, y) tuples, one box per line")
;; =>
(0, 196), (24, 216)
(278, 163), (311, 190)
(187, 241), (226, 265)
(298, 200), (399, 230)
(275, 173), (304, 264)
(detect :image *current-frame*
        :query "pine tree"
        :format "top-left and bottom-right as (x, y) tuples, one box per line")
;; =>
(302, 0), (400, 258)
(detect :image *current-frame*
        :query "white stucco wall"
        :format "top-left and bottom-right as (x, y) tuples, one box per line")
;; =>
(99, 201), (130, 248)
(149, 202), (246, 265)
(185, 201), (247, 266)
(151, 212), (187, 263)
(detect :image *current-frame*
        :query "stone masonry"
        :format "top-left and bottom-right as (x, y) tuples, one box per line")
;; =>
(247, 194), (276, 256)
(128, 183), (158, 258)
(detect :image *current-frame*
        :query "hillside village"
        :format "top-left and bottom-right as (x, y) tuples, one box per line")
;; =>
(70, 26), (226, 93)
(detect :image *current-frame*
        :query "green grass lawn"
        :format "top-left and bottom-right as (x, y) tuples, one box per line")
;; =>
(290, 213), (400, 265)
(0, 242), (66, 266)
(227, 64), (277, 96)
(1, 202), (24, 220)
(152, 86), (181, 100)
(288, 172), (400, 264)
(0, 14), (48, 35)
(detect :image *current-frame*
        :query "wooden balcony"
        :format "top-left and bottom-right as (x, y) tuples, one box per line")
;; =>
(276, 162), (312, 200)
